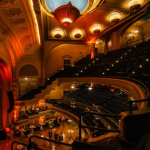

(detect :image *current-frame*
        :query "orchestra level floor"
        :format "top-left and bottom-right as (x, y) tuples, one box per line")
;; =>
(0, 123), (79, 150)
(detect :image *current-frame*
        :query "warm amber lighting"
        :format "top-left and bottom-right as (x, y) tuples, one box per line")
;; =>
(52, 2), (80, 26)
(62, 18), (72, 26)
(62, 18), (72, 23)
(72, 29), (82, 39)
(109, 12), (121, 23)
(91, 24), (102, 34)
(52, 29), (63, 39)
(30, 0), (40, 44)
(127, 0), (143, 7)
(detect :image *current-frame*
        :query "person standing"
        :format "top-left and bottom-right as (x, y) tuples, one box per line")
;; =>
(54, 131), (58, 140)
(62, 119), (65, 127)
(48, 129), (52, 139)
(60, 131), (63, 141)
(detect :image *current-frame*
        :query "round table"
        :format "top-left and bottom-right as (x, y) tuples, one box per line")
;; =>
(29, 125), (36, 134)
(39, 123), (45, 131)
(17, 145), (23, 149)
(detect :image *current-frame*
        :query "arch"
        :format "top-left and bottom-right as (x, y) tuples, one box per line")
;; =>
(119, 10), (150, 42)
(16, 56), (41, 79)
(19, 64), (38, 77)
(45, 43), (90, 77)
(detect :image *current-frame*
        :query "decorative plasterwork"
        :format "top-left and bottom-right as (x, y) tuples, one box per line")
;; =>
(0, 0), (33, 55)
(4, 8), (21, 18)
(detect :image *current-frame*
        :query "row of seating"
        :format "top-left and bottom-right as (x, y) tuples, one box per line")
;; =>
(50, 40), (150, 90)
(66, 84), (138, 115)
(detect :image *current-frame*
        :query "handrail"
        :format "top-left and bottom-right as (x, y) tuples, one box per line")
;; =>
(107, 36), (148, 51)
(11, 141), (43, 150)
(48, 54), (84, 78)
(79, 112), (121, 140)
(29, 135), (73, 147)
(120, 36), (148, 48)
(125, 96), (150, 114)
(106, 76), (149, 96)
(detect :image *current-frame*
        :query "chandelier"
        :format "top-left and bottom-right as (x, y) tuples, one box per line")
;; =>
(52, 1), (80, 26)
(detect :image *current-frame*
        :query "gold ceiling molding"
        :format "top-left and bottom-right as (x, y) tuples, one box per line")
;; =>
(40, 0), (105, 17)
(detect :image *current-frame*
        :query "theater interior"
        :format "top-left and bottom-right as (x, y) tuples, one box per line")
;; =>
(0, 0), (150, 150)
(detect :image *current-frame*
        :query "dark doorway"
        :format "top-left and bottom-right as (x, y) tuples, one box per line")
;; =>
(64, 59), (70, 69)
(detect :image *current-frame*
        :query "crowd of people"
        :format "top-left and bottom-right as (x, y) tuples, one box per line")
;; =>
(53, 116), (69, 127)
(48, 129), (63, 142)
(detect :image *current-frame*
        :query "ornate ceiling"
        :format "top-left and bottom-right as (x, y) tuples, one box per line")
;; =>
(40, 0), (149, 41)
(0, 0), (149, 66)
(0, 0), (41, 67)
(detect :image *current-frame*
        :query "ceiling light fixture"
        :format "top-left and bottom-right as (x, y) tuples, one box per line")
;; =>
(109, 12), (121, 24)
(91, 24), (101, 34)
(52, 2), (80, 27)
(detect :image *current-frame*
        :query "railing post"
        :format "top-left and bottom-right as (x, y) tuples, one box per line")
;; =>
(79, 114), (82, 141)
(129, 101), (132, 114)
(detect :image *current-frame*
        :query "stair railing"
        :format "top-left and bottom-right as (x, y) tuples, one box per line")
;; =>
(48, 54), (84, 78)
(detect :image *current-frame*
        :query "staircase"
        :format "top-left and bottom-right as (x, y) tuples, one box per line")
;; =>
(34, 80), (59, 100)
(18, 80), (59, 101)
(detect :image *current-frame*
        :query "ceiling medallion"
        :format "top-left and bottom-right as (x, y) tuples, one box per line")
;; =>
(52, 1), (80, 26)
